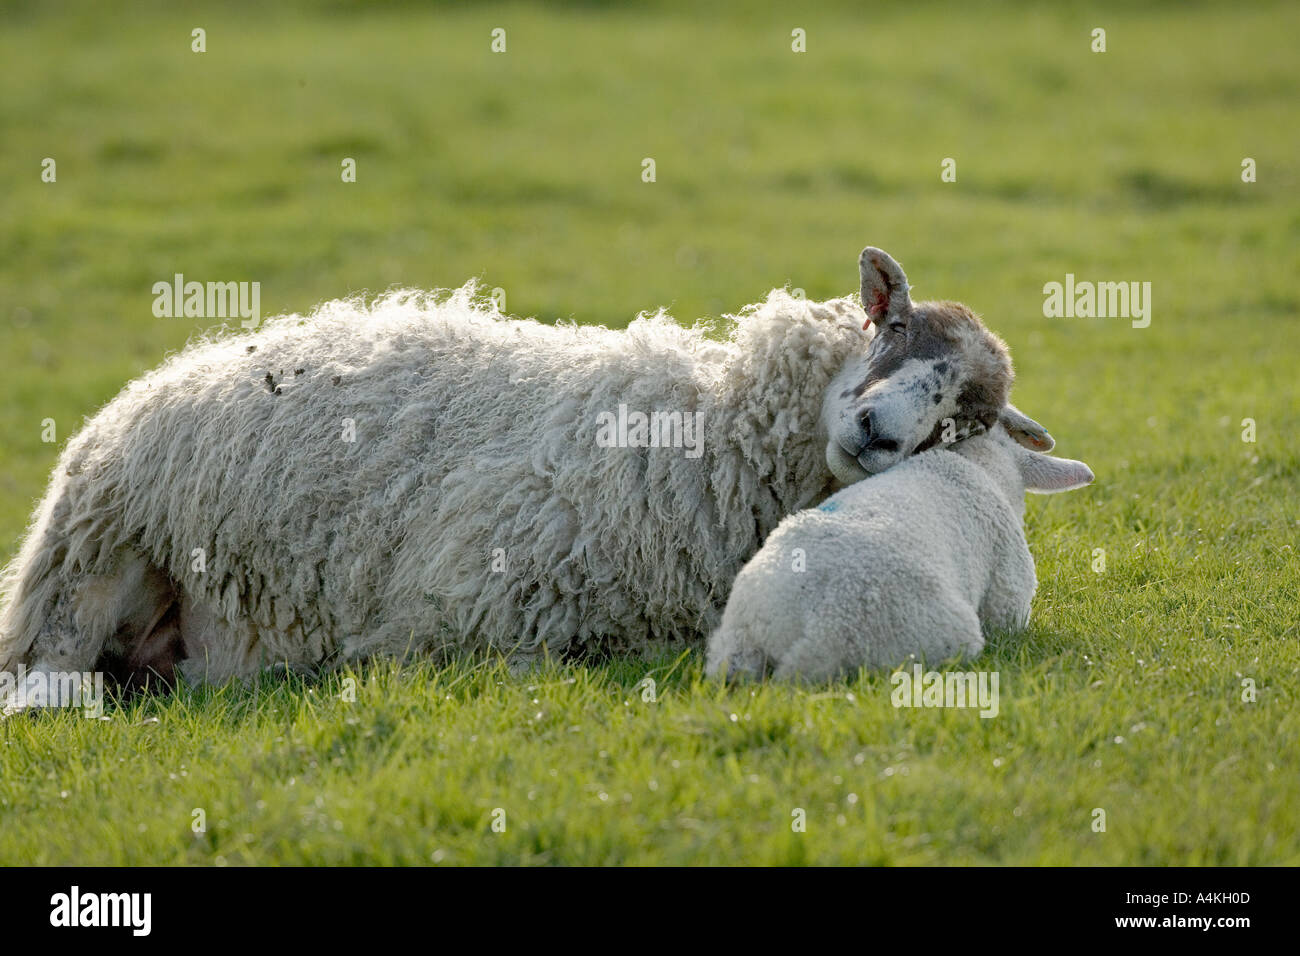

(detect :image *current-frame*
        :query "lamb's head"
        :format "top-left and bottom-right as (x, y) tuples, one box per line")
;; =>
(957, 423), (1096, 517)
(821, 247), (1054, 482)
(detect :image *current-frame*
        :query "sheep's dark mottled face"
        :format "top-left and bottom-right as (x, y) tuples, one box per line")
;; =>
(821, 301), (1013, 480)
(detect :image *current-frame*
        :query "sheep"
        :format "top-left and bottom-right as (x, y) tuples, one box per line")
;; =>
(705, 422), (1094, 681)
(0, 247), (1055, 710)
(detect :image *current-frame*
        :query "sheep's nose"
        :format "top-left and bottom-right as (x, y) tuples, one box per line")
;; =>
(857, 410), (900, 453)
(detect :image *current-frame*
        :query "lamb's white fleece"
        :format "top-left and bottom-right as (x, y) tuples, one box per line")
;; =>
(706, 425), (1093, 681)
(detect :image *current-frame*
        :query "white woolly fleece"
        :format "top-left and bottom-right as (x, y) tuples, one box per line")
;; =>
(0, 284), (871, 680)
(705, 425), (1093, 681)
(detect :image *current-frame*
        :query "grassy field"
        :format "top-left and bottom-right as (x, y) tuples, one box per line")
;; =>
(1, 0), (1297, 864)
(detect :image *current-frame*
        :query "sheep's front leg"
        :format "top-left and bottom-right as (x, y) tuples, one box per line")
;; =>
(1, 584), (110, 716)
(979, 550), (1036, 633)
(1, 545), (186, 715)
(772, 633), (853, 683)
(705, 623), (770, 680)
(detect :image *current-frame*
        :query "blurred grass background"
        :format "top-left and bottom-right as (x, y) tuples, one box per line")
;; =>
(0, 0), (1297, 864)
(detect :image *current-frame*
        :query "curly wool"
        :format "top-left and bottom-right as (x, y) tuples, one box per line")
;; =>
(0, 284), (868, 679)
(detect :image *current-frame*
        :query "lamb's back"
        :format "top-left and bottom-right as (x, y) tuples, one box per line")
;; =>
(766, 447), (1016, 615)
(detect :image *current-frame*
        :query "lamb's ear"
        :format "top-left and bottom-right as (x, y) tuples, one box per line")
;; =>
(1017, 450), (1094, 495)
(999, 403), (1055, 452)
(859, 247), (913, 329)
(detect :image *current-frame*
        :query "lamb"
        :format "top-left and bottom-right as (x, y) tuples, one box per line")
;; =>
(1, 247), (1055, 710)
(705, 423), (1093, 681)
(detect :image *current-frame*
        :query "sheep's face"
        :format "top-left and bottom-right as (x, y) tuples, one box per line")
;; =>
(821, 248), (1019, 483)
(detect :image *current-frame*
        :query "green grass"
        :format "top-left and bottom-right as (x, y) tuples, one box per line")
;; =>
(1, 0), (1297, 864)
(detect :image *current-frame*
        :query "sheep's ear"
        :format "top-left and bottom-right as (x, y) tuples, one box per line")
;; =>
(1018, 450), (1094, 494)
(859, 247), (913, 329)
(999, 404), (1055, 452)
